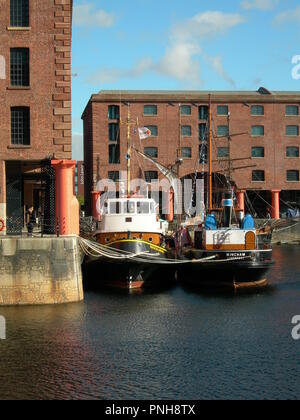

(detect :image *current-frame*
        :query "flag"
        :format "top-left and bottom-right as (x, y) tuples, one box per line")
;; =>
(138, 127), (152, 140)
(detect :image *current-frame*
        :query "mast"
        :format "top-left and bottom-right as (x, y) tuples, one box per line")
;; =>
(227, 112), (233, 185)
(120, 103), (138, 196)
(127, 104), (131, 195)
(208, 95), (213, 210)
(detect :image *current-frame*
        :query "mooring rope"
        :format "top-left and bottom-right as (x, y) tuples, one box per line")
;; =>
(78, 237), (255, 265)
(273, 221), (300, 233)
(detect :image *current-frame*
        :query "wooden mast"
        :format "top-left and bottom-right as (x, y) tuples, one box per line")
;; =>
(120, 103), (139, 196)
(127, 104), (131, 196)
(208, 95), (213, 210)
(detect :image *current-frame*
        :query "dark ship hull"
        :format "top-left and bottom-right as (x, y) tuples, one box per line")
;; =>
(85, 239), (175, 290)
(177, 249), (274, 290)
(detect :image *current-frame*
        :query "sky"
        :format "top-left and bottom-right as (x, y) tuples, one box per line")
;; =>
(71, 0), (300, 160)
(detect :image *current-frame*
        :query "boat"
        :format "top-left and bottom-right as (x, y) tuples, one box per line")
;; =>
(84, 106), (175, 290)
(176, 97), (275, 289)
(177, 191), (274, 289)
(86, 196), (176, 289)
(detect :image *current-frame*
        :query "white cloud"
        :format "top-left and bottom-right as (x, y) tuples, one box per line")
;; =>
(241, 0), (279, 10)
(274, 6), (300, 24)
(207, 55), (236, 87)
(89, 57), (154, 84)
(155, 42), (202, 84)
(159, 11), (244, 86)
(88, 11), (244, 87)
(173, 11), (245, 40)
(74, 3), (115, 28)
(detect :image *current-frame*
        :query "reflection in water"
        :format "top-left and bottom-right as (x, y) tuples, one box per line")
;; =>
(0, 245), (300, 400)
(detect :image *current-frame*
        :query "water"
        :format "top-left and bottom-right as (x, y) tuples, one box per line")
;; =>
(0, 245), (300, 400)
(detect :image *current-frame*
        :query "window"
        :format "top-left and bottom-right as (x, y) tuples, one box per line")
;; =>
(147, 125), (158, 137)
(286, 105), (299, 116)
(145, 171), (158, 183)
(251, 125), (264, 136)
(199, 105), (208, 120)
(108, 105), (120, 120)
(109, 144), (120, 164)
(287, 147), (299, 158)
(180, 105), (191, 116)
(181, 147), (192, 158)
(10, 0), (29, 27)
(108, 123), (119, 142)
(287, 170), (300, 182)
(218, 147), (229, 158)
(251, 105), (264, 116)
(10, 48), (29, 86)
(137, 201), (150, 214)
(144, 147), (158, 158)
(144, 105), (157, 116)
(286, 125), (299, 136)
(110, 201), (122, 214)
(217, 105), (228, 116)
(11, 107), (30, 145)
(217, 125), (229, 137)
(181, 125), (192, 137)
(199, 144), (208, 164)
(124, 201), (136, 214)
(199, 123), (207, 141)
(252, 147), (265, 158)
(252, 170), (265, 182)
(108, 171), (120, 182)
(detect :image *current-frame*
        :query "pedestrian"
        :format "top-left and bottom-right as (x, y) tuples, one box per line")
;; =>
(26, 206), (36, 237)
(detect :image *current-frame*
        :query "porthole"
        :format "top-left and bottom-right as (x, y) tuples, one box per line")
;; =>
(149, 237), (153, 243)
(105, 238), (110, 243)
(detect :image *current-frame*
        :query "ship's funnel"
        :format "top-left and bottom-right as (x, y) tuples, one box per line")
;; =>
(223, 191), (233, 228)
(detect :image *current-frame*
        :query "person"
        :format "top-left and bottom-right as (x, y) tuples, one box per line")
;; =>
(26, 206), (36, 237)
(266, 208), (271, 220)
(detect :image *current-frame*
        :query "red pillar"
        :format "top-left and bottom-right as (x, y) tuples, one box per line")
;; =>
(236, 190), (246, 213)
(166, 189), (174, 223)
(271, 190), (281, 220)
(91, 191), (101, 221)
(51, 160), (79, 235)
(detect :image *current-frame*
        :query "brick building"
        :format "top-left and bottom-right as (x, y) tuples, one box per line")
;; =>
(82, 89), (300, 218)
(0, 0), (73, 233)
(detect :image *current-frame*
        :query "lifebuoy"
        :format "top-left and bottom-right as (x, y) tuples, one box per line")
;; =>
(0, 219), (5, 232)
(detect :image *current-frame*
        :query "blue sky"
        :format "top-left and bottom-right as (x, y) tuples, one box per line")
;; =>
(71, 0), (300, 159)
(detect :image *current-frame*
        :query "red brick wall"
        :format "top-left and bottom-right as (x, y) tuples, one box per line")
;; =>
(0, 0), (72, 206)
(83, 92), (300, 214)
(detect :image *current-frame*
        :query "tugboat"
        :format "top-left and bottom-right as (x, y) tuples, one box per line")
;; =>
(85, 105), (174, 290)
(89, 196), (174, 289)
(177, 191), (274, 289)
(177, 97), (274, 289)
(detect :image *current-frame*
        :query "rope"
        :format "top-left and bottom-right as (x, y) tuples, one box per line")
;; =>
(79, 237), (257, 265)
(273, 221), (300, 233)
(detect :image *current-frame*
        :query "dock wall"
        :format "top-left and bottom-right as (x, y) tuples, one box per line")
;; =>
(272, 222), (300, 244)
(0, 237), (83, 306)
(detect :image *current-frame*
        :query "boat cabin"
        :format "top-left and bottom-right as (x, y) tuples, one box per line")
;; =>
(98, 198), (165, 235)
(202, 213), (257, 251)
